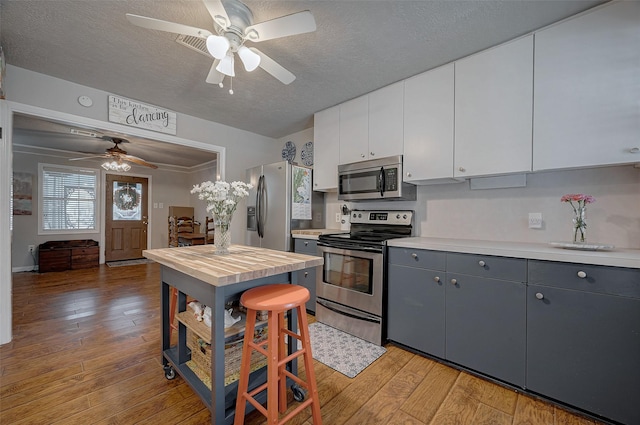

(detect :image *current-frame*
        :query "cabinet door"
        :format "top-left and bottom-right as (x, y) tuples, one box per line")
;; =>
(533, 1), (640, 170)
(368, 81), (404, 160)
(313, 106), (340, 191)
(403, 64), (455, 182)
(339, 95), (369, 164)
(445, 273), (526, 387)
(454, 35), (533, 178)
(293, 267), (317, 313)
(527, 285), (640, 425)
(388, 264), (445, 357)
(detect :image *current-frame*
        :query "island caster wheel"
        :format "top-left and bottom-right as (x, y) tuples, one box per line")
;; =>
(164, 365), (176, 380)
(291, 384), (306, 402)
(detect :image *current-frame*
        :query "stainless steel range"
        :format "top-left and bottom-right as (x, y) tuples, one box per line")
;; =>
(316, 210), (413, 345)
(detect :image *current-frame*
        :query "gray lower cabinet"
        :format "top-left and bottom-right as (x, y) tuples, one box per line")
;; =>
(292, 239), (319, 313)
(445, 253), (527, 387)
(387, 248), (446, 357)
(527, 260), (640, 425)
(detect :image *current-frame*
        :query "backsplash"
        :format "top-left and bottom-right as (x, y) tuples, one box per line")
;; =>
(323, 165), (640, 249)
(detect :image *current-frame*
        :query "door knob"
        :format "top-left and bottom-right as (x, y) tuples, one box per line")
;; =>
(535, 292), (544, 300)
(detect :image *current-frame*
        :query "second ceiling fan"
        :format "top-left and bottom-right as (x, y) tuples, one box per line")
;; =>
(126, 0), (316, 87)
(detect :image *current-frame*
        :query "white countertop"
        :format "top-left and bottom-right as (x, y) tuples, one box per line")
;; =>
(291, 229), (346, 240)
(387, 237), (640, 269)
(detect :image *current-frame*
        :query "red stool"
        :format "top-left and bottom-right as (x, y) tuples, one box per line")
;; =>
(234, 284), (322, 425)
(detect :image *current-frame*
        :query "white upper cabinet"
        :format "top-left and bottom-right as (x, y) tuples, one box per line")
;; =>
(454, 35), (534, 178)
(313, 105), (340, 191)
(403, 64), (456, 183)
(368, 81), (404, 160)
(339, 95), (369, 164)
(533, 1), (640, 171)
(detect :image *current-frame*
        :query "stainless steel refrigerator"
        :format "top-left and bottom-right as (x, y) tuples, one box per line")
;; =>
(246, 161), (324, 251)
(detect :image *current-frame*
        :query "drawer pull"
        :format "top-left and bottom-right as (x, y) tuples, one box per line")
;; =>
(577, 271), (587, 279)
(434, 276), (440, 283)
(304, 271), (308, 277)
(478, 260), (486, 267)
(535, 292), (544, 300)
(304, 241), (309, 246)
(411, 253), (418, 260)
(450, 278), (457, 285)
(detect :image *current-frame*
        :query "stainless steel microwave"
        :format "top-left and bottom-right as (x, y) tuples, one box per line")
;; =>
(338, 155), (416, 201)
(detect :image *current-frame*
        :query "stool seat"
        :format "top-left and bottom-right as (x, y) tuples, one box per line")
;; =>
(240, 284), (310, 312)
(234, 284), (322, 425)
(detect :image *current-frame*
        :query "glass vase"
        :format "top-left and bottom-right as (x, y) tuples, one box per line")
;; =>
(572, 206), (587, 243)
(214, 217), (231, 255)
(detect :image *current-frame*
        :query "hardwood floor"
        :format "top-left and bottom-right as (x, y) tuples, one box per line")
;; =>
(1, 264), (603, 425)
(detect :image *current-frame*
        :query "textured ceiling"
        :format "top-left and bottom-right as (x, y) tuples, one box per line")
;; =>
(2, 0), (604, 141)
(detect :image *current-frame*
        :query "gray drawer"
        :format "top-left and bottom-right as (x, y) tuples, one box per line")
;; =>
(294, 239), (319, 256)
(529, 260), (640, 299)
(446, 252), (527, 282)
(387, 247), (446, 271)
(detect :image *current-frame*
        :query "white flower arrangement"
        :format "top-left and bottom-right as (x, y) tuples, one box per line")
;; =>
(190, 180), (253, 221)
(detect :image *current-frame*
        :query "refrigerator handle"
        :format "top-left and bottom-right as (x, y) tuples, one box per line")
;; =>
(256, 176), (264, 237)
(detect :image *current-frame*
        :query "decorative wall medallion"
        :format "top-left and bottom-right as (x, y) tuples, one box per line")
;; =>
(281, 141), (296, 163)
(300, 141), (314, 166)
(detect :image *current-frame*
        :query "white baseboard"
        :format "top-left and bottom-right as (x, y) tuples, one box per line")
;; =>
(12, 266), (37, 273)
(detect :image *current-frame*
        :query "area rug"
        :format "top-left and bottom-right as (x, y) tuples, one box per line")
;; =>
(300, 322), (386, 378)
(106, 258), (155, 267)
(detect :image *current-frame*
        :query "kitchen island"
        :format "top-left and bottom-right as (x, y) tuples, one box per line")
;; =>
(143, 244), (323, 425)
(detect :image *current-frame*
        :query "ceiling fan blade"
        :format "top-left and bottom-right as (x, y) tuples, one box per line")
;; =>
(249, 48), (295, 85)
(126, 13), (213, 39)
(120, 154), (158, 169)
(244, 11), (316, 43)
(69, 154), (109, 161)
(203, 0), (230, 29)
(206, 60), (225, 84)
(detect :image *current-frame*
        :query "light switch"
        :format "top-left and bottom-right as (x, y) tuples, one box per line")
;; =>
(159, 203), (164, 209)
(528, 212), (543, 229)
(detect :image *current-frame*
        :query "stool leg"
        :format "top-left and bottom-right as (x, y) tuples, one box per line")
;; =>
(234, 308), (257, 425)
(298, 306), (322, 425)
(267, 310), (279, 424)
(278, 310), (287, 413)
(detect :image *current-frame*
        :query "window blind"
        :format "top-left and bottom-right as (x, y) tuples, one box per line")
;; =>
(41, 166), (97, 231)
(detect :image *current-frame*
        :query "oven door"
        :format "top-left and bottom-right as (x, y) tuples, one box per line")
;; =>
(316, 244), (383, 316)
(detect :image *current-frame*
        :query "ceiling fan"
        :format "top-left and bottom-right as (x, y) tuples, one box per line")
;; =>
(125, 0), (316, 90)
(69, 136), (158, 170)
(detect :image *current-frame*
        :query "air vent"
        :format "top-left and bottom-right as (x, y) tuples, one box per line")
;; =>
(176, 34), (211, 58)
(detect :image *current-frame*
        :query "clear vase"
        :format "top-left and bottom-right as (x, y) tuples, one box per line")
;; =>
(572, 206), (587, 243)
(214, 217), (231, 255)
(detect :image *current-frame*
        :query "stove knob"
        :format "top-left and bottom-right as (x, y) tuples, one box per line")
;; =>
(396, 214), (400, 219)
(358, 213), (362, 218)
(403, 214), (407, 219)
(353, 213), (357, 218)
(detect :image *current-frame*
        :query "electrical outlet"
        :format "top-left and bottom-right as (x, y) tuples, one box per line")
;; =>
(528, 213), (543, 229)
(28, 245), (35, 253)
(335, 213), (341, 223)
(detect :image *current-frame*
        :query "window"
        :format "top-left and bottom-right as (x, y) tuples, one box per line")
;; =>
(39, 164), (99, 233)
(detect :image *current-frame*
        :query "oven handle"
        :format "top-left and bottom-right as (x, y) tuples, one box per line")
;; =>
(317, 240), (383, 253)
(317, 299), (381, 324)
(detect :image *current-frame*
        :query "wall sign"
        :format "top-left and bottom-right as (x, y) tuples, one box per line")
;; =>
(108, 95), (177, 135)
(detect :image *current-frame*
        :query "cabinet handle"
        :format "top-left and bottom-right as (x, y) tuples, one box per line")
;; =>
(370, 152), (375, 156)
(304, 241), (309, 246)
(577, 271), (587, 279)
(458, 167), (466, 172)
(361, 154), (366, 158)
(478, 260), (485, 267)
(535, 292), (544, 300)
(450, 278), (457, 285)
(304, 271), (308, 277)
(411, 253), (418, 260)
(434, 276), (440, 283)
(406, 172), (412, 178)
(629, 147), (639, 153)
(314, 183), (318, 186)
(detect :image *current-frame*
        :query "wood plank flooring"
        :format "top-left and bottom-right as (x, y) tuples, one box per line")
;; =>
(1, 264), (605, 425)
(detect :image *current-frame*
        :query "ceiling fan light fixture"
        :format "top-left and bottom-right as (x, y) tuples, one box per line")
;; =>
(237, 46), (260, 72)
(206, 34), (230, 59)
(102, 160), (131, 172)
(216, 53), (235, 77)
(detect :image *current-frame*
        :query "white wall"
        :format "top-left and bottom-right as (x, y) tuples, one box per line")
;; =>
(347, 165), (640, 249)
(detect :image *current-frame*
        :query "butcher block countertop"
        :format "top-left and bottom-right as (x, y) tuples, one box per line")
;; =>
(388, 237), (640, 269)
(143, 244), (323, 287)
